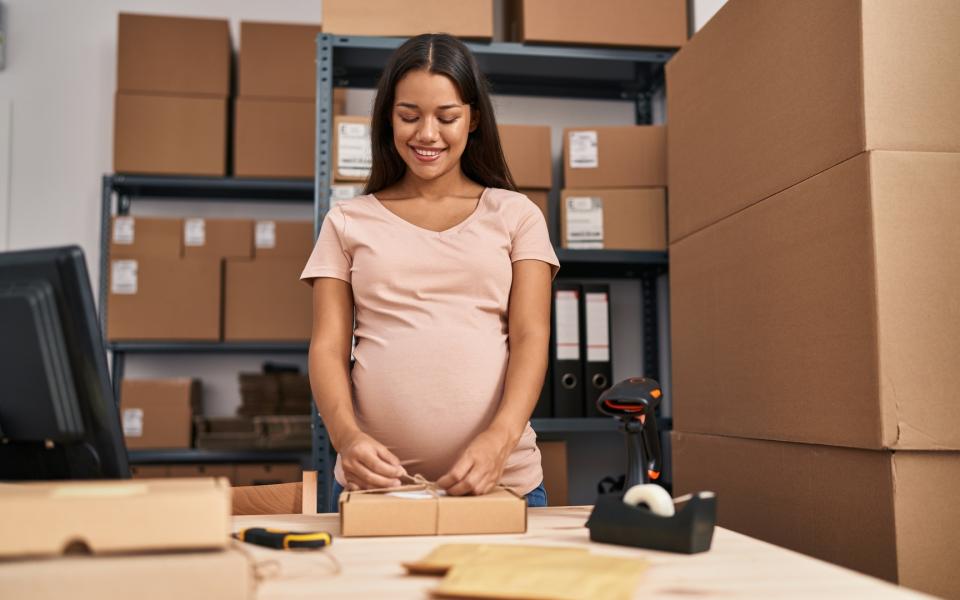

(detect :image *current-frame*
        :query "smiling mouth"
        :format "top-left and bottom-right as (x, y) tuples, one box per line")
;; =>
(410, 146), (446, 162)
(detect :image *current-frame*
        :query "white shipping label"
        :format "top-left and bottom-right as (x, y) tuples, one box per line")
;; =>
(585, 292), (610, 362)
(183, 218), (206, 247)
(255, 220), (276, 249)
(331, 184), (363, 207)
(113, 216), (135, 244)
(337, 122), (373, 178)
(111, 260), (138, 295)
(122, 408), (144, 437)
(555, 290), (581, 361)
(565, 196), (604, 249)
(568, 130), (598, 169)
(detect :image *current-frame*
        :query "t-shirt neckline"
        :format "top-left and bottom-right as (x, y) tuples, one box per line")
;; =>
(368, 188), (488, 236)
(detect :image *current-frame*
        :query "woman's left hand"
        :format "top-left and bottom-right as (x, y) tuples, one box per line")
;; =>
(437, 427), (515, 496)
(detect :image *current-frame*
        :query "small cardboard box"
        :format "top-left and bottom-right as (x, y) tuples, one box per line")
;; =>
(114, 92), (227, 176)
(0, 478), (231, 557)
(563, 125), (666, 189)
(224, 258), (312, 342)
(107, 257), (221, 341)
(253, 220), (314, 259)
(238, 21), (324, 99)
(323, 0), (493, 39)
(181, 218), (253, 260)
(332, 115), (372, 182)
(110, 216), (182, 260)
(233, 463), (302, 486)
(560, 188), (666, 251)
(234, 97), (315, 179)
(340, 486), (527, 537)
(120, 378), (201, 449)
(499, 124), (552, 189)
(117, 13), (231, 96)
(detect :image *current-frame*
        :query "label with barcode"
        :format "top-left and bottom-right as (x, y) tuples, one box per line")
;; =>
(331, 184), (363, 207)
(255, 221), (276, 249)
(585, 292), (610, 362)
(337, 122), (373, 178)
(568, 131), (598, 169)
(184, 218), (206, 247)
(113, 216), (135, 244)
(122, 408), (144, 437)
(565, 196), (604, 249)
(111, 260), (138, 295)
(555, 290), (581, 360)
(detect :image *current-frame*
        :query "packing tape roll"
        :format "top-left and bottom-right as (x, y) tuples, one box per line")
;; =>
(622, 484), (675, 517)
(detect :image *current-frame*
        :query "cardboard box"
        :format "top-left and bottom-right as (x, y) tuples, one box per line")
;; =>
(253, 220), (314, 259)
(224, 258), (312, 341)
(537, 441), (568, 506)
(508, 0), (686, 48)
(499, 124), (552, 189)
(666, 0), (960, 242)
(130, 465), (170, 479)
(0, 478), (231, 557)
(233, 463), (302, 486)
(673, 431), (960, 599)
(120, 379), (201, 449)
(110, 216), (182, 260)
(340, 486), (526, 537)
(117, 13), (230, 96)
(563, 126), (665, 189)
(331, 183), (366, 208)
(670, 151), (960, 450)
(522, 189), (548, 221)
(167, 464), (237, 484)
(239, 21), (324, 99)
(560, 188), (666, 251)
(323, 0), (493, 39)
(107, 258), (221, 341)
(234, 97), (315, 179)
(114, 92), (227, 176)
(181, 218), (253, 260)
(333, 115), (372, 182)
(333, 87), (347, 116)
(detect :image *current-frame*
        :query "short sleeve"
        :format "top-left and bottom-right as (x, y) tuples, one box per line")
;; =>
(300, 205), (352, 284)
(511, 197), (561, 280)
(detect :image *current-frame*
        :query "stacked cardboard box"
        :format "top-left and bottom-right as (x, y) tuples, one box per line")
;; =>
(560, 125), (667, 251)
(120, 379), (201, 449)
(114, 14), (230, 175)
(666, 1), (960, 597)
(238, 372), (312, 416)
(323, 0), (493, 39)
(499, 124), (552, 226)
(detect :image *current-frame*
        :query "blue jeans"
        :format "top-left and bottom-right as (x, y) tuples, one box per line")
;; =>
(332, 480), (548, 508)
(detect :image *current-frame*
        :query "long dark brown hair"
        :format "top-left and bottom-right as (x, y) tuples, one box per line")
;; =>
(363, 33), (517, 195)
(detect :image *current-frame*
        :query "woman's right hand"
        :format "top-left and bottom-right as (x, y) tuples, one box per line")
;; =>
(339, 430), (406, 490)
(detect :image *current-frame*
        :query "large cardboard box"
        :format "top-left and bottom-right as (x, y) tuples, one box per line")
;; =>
(110, 216), (182, 260)
(563, 126), (665, 189)
(0, 478), (231, 557)
(673, 431), (960, 599)
(333, 115), (372, 183)
(253, 220), (314, 260)
(499, 124), (552, 189)
(238, 21), (324, 99)
(224, 258), (312, 342)
(560, 188), (665, 251)
(666, 0), (960, 242)
(340, 486), (526, 537)
(114, 93), (227, 176)
(117, 13), (230, 96)
(508, 0), (686, 48)
(181, 218), (253, 260)
(537, 441), (568, 506)
(107, 258), (221, 341)
(323, 0), (493, 39)
(671, 151), (960, 450)
(234, 98), (315, 179)
(120, 379), (201, 449)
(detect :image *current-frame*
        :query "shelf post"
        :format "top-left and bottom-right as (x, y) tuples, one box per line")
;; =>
(314, 34), (335, 239)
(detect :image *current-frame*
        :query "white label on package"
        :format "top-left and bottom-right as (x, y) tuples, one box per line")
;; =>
(255, 220), (276, 249)
(122, 408), (144, 437)
(111, 260), (138, 295)
(184, 218), (206, 247)
(337, 122), (373, 178)
(585, 292), (610, 362)
(387, 489), (449, 500)
(113, 216), (135, 244)
(568, 131), (598, 169)
(555, 290), (581, 361)
(331, 184), (363, 207)
(565, 196), (604, 249)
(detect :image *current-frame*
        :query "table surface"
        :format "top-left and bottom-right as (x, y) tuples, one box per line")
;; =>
(233, 506), (931, 599)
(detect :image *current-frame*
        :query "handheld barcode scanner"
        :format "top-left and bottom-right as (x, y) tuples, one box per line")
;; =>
(597, 376), (663, 489)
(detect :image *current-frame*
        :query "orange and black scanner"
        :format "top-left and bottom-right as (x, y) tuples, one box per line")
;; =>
(597, 377), (663, 488)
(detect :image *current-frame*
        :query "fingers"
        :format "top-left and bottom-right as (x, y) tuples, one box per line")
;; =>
(436, 456), (472, 491)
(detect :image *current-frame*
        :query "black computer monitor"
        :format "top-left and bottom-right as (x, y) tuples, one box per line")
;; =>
(0, 246), (129, 480)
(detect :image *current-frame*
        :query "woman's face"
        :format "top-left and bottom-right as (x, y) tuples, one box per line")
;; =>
(392, 69), (477, 182)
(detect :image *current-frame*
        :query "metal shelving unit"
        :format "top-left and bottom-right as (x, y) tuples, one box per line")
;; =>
(128, 449), (310, 466)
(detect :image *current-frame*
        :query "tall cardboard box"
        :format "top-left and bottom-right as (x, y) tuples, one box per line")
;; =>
(673, 431), (960, 600)
(333, 116), (372, 183)
(499, 124), (552, 189)
(323, 0), (493, 39)
(110, 216), (182, 259)
(563, 126), (665, 189)
(253, 220), (314, 260)
(666, 0), (960, 242)
(224, 258), (312, 341)
(181, 218), (253, 260)
(120, 379), (201, 449)
(560, 188), (666, 251)
(234, 98), (315, 179)
(238, 21), (324, 99)
(670, 151), (960, 450)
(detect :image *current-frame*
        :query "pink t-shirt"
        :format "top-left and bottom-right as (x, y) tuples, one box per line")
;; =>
(300, 187), (560, 494)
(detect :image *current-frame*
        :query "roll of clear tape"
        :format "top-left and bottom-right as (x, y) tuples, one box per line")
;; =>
(622, 483), (675, 517)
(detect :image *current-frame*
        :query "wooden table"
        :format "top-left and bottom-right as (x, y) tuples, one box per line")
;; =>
(234, 506), (930, 599)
